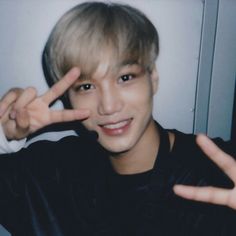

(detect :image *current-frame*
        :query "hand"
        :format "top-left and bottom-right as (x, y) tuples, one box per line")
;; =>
(0, 67), (90, 140)
(173, 134), (236, 210)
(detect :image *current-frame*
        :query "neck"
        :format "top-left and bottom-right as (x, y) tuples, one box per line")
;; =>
(109, 119), (160, 175)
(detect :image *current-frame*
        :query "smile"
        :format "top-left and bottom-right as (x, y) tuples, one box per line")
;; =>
(99, 118), (133, 136)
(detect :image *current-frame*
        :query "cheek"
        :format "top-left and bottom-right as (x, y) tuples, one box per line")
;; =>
(69, 93), (95, 110)
(124, 81), (153, 109)
(81, 118), (94, 130)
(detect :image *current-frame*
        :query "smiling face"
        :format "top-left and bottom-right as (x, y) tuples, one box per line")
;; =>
(68, 61), (158, 155)
(42, 1), (161, 165)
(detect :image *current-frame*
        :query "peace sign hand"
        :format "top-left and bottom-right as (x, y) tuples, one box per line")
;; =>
(0, 68), (89, 140)
(174, 134), (236, 210)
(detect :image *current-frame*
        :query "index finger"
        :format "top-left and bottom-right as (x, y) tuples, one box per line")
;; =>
(42, 67), (80, 104)
(197, 134), (236, 182)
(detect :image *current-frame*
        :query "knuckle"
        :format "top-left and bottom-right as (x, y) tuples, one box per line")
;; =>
(26, 87), (37, 96)
(8, 87), (23, 96)
(0, 91), (13, 103)
(8, 87), (20, 93)
(2, 88), (22, 103)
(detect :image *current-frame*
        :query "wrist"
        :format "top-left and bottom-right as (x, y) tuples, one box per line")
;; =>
(0, 123), (26, 153)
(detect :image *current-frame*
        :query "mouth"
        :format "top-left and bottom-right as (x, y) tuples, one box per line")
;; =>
(99, 118), (133, 136)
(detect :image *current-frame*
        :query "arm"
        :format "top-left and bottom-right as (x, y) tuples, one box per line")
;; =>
(173, 134), (236, 210)
(0, 68), (91, 230)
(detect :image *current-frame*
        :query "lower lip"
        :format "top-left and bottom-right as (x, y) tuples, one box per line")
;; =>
(100, 119), (132, 136)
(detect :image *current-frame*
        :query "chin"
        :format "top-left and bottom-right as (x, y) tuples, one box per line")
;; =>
(98, 138), (134, 155)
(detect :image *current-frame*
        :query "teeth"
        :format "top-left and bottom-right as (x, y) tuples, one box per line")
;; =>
(103, 120), (129, 129)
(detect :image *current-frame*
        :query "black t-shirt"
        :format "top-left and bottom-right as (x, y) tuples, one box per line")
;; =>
(100, 124), (236, 235)
(0, 124), (235, 235)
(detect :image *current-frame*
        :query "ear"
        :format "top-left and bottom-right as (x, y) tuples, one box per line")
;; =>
(150, 65), (159, 95)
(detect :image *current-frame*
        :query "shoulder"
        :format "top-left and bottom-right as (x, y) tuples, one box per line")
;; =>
(169, 129), (235, 161)
(166, 129), (234, 188)
(0, 132), (103, 174)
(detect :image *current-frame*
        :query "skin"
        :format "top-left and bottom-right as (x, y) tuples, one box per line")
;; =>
(68, 62), (159, 174)
(0, 68), (90, 139)
(0, 66), (235, 209)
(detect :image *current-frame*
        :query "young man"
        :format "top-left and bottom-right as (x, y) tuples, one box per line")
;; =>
(0, 2), (235, 235)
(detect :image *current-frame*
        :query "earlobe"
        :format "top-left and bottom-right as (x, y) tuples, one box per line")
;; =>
(150, 66), (159, 95)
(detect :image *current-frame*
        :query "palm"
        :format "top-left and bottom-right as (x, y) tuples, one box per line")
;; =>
(24, 97), (55, 132)
(3, 97), (51, 136)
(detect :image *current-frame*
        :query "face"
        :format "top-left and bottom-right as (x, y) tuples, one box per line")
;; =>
(68, 61), (158, 155)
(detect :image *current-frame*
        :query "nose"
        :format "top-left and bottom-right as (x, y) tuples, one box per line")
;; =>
(98, 86), (123, 116)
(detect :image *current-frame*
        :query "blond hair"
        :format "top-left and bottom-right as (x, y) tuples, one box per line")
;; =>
(42, 1), (159, 86)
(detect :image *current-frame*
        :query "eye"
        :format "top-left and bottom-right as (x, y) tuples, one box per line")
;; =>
(74, 83), (95, 92)
(119, 74), (135, 83)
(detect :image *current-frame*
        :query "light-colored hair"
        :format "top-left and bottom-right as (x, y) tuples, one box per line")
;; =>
(42, 1), (159, 86)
